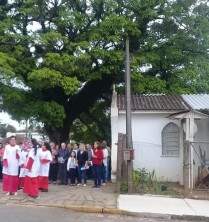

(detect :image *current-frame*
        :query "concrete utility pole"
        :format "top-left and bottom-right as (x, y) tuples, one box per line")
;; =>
(125, 37), (133, 193)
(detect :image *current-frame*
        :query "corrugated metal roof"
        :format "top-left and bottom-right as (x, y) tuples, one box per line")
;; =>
(117, 94), (189, 111)
(182, 94), (209, 110)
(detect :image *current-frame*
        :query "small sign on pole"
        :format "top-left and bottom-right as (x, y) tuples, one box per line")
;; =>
(123, 149), (134, 161)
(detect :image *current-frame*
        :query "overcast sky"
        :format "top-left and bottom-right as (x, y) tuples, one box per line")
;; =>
(0, 112), (25, 130)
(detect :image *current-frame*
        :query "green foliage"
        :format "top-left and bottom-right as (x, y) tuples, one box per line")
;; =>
(120, 182), (128, 193)
(29, 68), (80, 95)
(71, 100), (111, 143)
(131, 168), (181, 196)
(128, 0), (209, 93)
(132, 74), (167, 93)
(132, 168), (160, 193)
(29, 68), (63, 89)
(0, 0), (209, 141)
(37, 101), (66, 127)
(0, 52), (16, 78)
(120, 168), (183, 196)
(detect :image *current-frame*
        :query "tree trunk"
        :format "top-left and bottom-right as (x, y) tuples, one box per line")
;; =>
(45, 116), (72, 144)
(45, 74), (115, 144)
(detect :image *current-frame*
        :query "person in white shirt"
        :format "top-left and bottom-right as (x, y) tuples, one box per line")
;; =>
(18, 139), (31, 189)
(2, 136), (21, 195)
(38, 142), (52, 192)
(102, 142), (108, 185)
(102, 141), (111, 182)
(23, 139), (41, 198)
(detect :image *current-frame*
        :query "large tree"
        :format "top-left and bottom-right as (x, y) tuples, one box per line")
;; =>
(0, 0), (209, 142)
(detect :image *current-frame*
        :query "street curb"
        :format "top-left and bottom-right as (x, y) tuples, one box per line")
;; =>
(14, 202), (209, 221)
(171, 214), (209, 221)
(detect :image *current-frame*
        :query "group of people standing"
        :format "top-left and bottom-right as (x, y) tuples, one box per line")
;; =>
(1, 136), (52, 198)
(49, 140), (111, 188)
(0, 136), (111, 199)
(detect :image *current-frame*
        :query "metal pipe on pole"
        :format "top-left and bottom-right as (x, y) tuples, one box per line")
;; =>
(125, 37), (133, 193)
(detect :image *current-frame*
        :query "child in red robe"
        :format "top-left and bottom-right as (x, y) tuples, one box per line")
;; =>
(19, 139), (31, 189)
(23, 139), (40, 198)
(38, 142), (52, 192)
(2, 136), (20, 195)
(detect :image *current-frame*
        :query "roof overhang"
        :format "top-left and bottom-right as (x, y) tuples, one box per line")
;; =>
(169, 110), (209, 119)
(118, 110), (186, 114)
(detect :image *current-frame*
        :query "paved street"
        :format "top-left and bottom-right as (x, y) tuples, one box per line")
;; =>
(0, 205), (199, 222)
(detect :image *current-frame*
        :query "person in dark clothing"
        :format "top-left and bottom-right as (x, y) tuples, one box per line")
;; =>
(77, 143), (88, 186)
(0, 143), (4, 180)
(86, 144), (93, 180)
(49, 142), (59, 184)
(57, 143), (69, 185)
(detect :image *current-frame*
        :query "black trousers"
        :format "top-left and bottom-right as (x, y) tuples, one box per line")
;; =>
(49, 163), (58, 182)
(86, 166), (93, 180)
(68, 168), (76, 184)
(0, 161), (2, 180)
(58, 163), (68, 185)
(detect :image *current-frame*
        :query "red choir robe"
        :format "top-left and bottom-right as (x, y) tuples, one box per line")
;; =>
(38, 149), (52, 191)
(23, 148), (41, 198)
(2, 144), (20, 193)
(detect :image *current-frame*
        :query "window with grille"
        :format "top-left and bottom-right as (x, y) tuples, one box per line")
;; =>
(162, 122), (180, 156)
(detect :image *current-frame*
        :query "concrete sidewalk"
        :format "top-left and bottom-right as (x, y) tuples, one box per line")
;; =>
(118, 194), (209, 219)
(0, 182), (118, 212)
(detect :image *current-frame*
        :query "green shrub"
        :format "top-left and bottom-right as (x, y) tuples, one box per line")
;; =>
(132, 168), (159, 193)
(120, 168), (179, 195)
(120, 182), (128, 193)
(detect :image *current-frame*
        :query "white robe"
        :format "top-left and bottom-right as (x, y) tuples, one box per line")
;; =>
(25, 148), (41, 178)
(2, 144), (20, 176)
(19, 149), (29, 178)
(39, 150), (52, 177)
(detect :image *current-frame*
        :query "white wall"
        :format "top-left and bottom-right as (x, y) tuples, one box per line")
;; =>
(110, 93), (119, 180)
(111, 115), (119, 180)
(111, 112), (183, 183)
